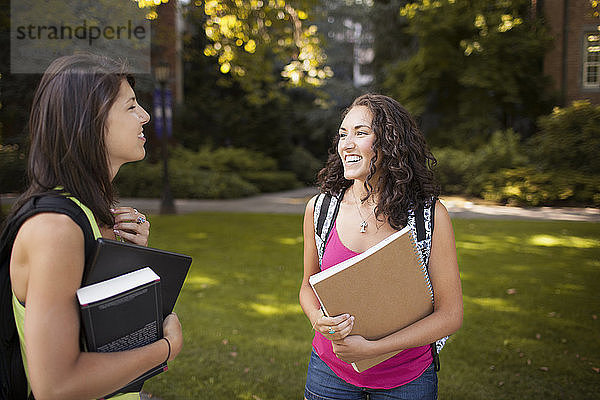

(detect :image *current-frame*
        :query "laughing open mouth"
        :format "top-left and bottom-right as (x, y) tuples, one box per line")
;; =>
(345, 155), (362, 163)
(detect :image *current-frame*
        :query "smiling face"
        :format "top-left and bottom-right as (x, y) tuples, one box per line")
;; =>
(104, 79), (150, 178)
(337, 105), (378, 183)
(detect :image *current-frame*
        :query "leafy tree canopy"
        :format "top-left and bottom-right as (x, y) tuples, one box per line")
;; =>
(139, 0), (332, 100)
(377, 0), (554, 148)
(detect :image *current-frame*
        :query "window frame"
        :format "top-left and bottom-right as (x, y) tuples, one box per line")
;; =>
(583, 31), (600, 89)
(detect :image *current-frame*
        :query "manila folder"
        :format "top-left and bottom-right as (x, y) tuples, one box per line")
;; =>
(309, 226), (434, 372)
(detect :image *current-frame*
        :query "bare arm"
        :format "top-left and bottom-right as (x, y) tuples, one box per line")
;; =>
(11, 213), (182, 400)
(332, 201), (463, 362)
(299, 197), (354, 341)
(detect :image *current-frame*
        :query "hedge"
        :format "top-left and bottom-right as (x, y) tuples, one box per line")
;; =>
(481, 167), (600, 207)
(113, 146), (301, 199)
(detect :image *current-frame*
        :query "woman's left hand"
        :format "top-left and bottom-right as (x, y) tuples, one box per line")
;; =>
(332, 335), (376, 363)
(112, 207), (150, 246)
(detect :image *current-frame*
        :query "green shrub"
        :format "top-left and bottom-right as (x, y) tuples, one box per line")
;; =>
(2, 144), (305, 199)
(530, 101), (600, 175)
(114, 162), (163, 198)
(283, 146), (324, 185)
(434, 121), (600, 206)
(171, 169), (259, 199)
(240, 171), (301, 193)
(114, 159), (260, 199)
(481, 167), (600, 207)
(433, 129), (528, 196)
(205, 147), (278, 172)
(432, 147), (473, 195)
(167, 146), (279, 172)
(0, 144), (27, 193)
(467, 129), (529, 195)
(113, 146), (304, 199)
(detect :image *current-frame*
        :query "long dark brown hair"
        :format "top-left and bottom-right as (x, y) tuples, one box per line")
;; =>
(9, 53), (134, 227)
(317, 93), (439, 230)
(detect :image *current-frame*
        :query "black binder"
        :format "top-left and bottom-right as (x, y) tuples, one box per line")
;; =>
(83, 238), (192, 318)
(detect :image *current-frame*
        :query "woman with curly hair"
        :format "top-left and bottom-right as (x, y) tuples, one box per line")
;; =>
(299, 94), (462, 399)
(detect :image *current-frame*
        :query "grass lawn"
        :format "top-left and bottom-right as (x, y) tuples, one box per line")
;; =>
(142, 212), (600, 399)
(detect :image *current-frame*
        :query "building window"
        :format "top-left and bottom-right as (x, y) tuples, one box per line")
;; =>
(583, 33), (600, 89)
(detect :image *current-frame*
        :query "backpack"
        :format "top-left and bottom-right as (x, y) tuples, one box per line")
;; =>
(313, 191), (447, 371)
(0, 194), (96, 400)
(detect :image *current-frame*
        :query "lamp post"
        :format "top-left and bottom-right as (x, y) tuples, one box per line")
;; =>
(154, 62), (176, 214)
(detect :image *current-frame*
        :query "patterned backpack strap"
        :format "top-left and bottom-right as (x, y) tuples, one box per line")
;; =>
(415, 198), (447, 371)
(313, 191), (343, 266)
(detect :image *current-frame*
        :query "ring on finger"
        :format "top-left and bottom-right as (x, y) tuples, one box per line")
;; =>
(327, 327), (335, 334)
(136, 216), (147, 225)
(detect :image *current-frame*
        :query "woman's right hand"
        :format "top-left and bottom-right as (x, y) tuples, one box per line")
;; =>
(162, 313), (183, 362)
(311, 309), (355, 341)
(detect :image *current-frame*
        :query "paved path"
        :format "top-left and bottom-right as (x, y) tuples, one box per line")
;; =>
(439, 196), (600, 222)
(118, 187), (599, 222)
(3, 188), (598, 221)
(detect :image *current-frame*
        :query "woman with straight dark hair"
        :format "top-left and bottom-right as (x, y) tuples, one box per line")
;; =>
(0, 54), (182, 400)
(299, 94), (463, 399)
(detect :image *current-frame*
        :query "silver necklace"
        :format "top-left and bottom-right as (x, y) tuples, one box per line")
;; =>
(352, 186), (375, 233)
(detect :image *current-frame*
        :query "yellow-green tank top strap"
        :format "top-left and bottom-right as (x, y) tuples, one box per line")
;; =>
(112, 392), (141, 400)
(64, 195), (103, 240)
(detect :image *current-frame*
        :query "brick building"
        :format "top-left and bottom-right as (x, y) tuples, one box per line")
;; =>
(539, 0), (600, 105)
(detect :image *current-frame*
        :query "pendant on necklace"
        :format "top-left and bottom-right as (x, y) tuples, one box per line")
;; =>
(360, 220), (368, 233)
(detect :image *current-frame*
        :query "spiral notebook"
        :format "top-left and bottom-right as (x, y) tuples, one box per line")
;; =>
(309, 225), (434, 372)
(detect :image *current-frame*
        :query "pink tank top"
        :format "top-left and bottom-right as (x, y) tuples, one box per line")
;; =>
(311, 221), (432, 389)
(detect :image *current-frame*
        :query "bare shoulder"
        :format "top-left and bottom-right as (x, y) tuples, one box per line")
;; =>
(432, 200), (456, 244)
(12, 212), (86, 299)
(15, 212), (85, 265)
(303, 195), (321, 240)
(435, 200), (451, 223)
(305, 194), (319, 215)
(18, 212), (83, 243)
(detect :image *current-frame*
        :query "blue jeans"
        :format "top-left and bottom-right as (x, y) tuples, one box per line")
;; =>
(304, 350), (437, 400)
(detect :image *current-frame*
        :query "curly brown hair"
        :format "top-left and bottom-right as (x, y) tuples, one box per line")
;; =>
(316, 94), (439, 230)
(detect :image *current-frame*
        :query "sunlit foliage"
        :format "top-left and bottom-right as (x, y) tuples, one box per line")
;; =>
(134, 0), (169, 20)
(590, 0), (600, 18)
(136, 0), (332, 87)
(200, 0), (332, 86)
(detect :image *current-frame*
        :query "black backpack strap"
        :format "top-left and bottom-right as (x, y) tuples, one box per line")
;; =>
(315, 194), (332, 239)
(0, 194), (96, 399)
(429, 198), (441, 371)
(431, 343), (440, 372)
(415, 204), (426, 242)
(431, 199), (436, 238)
(314, 190), (344, 266)
(415, 198), (441, 372)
